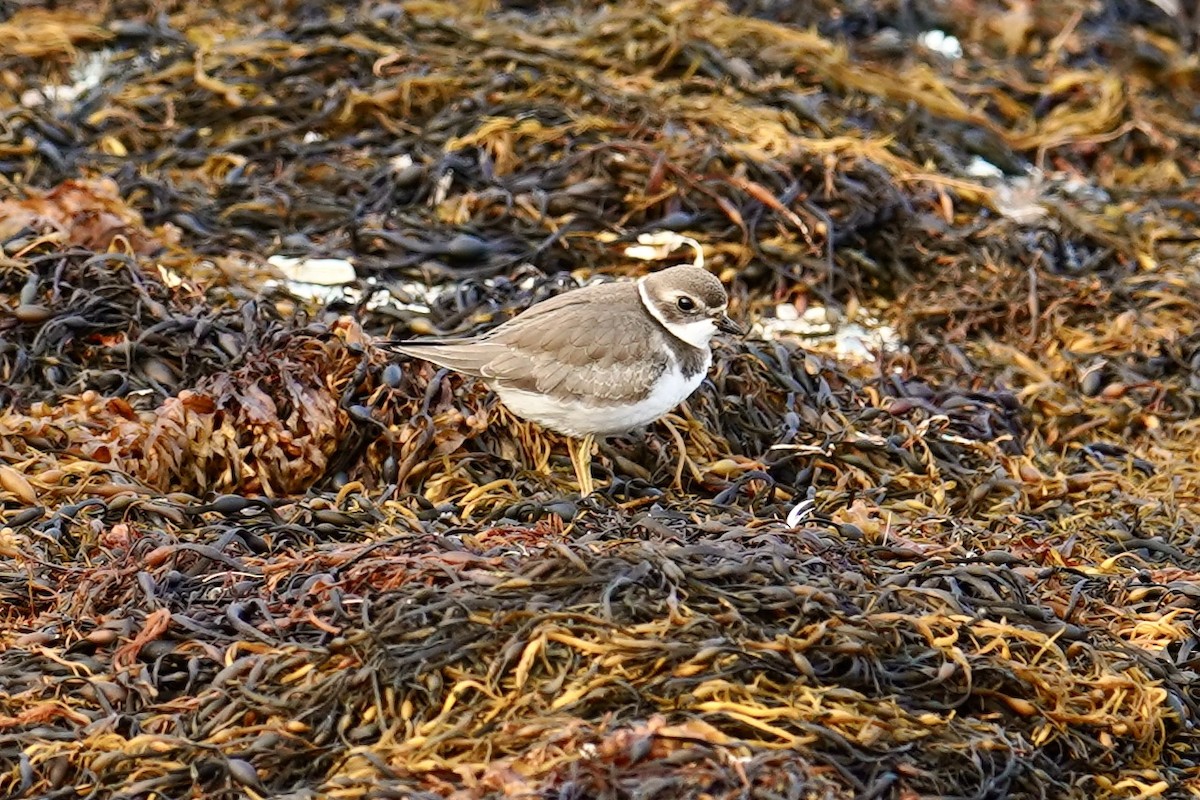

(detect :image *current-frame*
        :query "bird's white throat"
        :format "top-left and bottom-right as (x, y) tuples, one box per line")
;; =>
(638, 278), (718, 349)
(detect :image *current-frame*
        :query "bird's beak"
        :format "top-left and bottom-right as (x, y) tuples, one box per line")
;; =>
(715, 313), (745, 336)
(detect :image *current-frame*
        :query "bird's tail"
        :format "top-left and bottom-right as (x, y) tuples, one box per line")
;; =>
(377, 338), (500, 377)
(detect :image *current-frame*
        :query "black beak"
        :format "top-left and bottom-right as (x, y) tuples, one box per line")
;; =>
(715, 313), (745, 336)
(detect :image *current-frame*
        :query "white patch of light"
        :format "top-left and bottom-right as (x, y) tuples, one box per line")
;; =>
(756, 304), (902, 364)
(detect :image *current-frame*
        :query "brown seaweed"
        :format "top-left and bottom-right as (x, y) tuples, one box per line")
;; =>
(2, 1), (1200, 798)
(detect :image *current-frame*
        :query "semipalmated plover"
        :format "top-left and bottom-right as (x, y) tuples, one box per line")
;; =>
(382, 265), (744, 495)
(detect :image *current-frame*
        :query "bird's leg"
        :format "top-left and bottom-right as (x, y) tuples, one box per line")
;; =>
(570, 433), (596, 497)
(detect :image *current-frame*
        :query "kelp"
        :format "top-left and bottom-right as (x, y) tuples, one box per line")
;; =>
(2, 1), (1200, 798)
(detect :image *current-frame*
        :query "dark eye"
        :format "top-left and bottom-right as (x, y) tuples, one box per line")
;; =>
(676, 296), (696, 312)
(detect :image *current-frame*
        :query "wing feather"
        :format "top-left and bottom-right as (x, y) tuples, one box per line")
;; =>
(382, 340), (506, 377)
(483, 283), (674, 404)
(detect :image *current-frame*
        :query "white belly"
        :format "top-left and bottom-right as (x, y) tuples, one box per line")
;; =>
(495, 361), (708, 438)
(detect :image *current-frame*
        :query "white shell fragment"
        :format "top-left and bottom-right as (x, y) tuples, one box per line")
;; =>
(785, 498), (817, 528)
(20, 50), (114, 110)
(267, 256), (358, 286)
(918, 30), (963, 59)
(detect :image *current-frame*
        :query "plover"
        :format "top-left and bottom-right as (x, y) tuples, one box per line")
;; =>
(383, 265), (744, 495)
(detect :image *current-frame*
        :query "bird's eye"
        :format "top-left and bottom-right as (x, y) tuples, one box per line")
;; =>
(676, 296), (696, 312)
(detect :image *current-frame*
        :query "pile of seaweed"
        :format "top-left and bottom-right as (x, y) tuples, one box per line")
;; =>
(2, 1), (1199, 797)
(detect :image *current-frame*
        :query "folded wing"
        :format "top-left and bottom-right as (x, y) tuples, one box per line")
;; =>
(382, 281), (670, 404)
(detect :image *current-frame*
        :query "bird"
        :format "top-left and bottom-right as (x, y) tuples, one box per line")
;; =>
(381, 265), (744, 496)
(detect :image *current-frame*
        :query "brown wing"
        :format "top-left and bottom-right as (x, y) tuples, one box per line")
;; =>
(480, 282), (671, 405)
(378, 285), (617, 374)
(383, 281), (670, 403)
